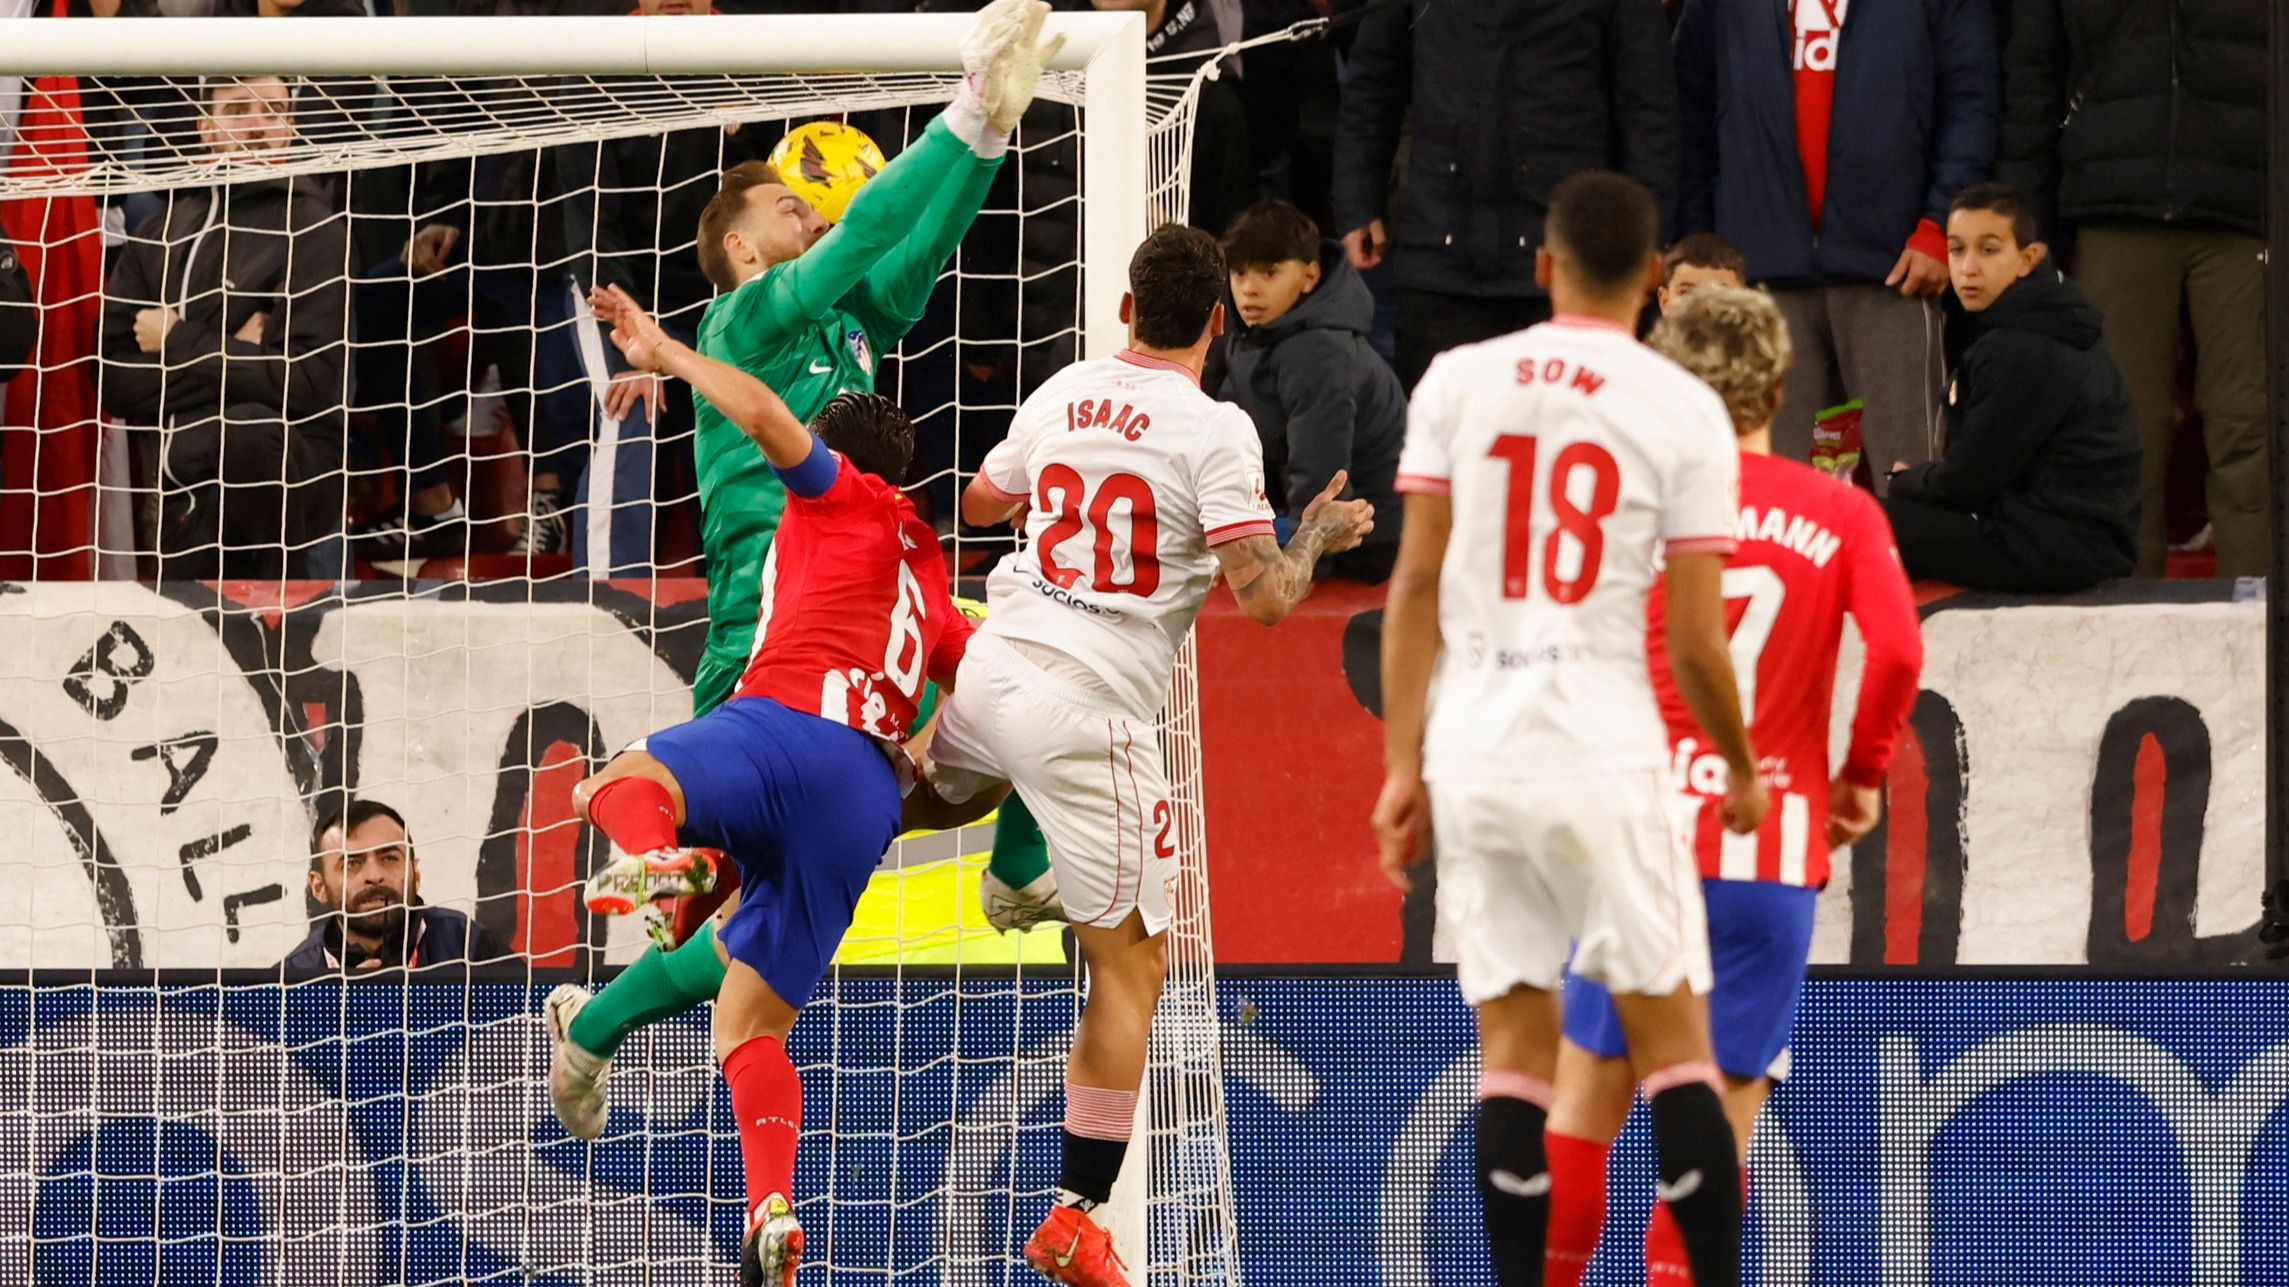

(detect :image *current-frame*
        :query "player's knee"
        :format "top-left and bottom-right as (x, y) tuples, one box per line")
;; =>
(572, 750), (677, 824)
(711, 984), (797, 1062)
(570, 776), (603, 822)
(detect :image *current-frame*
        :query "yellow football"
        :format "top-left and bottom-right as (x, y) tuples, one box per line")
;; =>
(767, 120), (887, 224)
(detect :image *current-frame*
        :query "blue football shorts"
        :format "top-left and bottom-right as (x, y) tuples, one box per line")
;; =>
(1561, 878), (1819, 1081)
(640, 696), (902, 1007)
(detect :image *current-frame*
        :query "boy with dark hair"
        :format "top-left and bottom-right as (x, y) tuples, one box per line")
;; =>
(1659, 232), (1748, 314)
(1217, 198), (1406, 582)
(1883, 182), (2139, 593)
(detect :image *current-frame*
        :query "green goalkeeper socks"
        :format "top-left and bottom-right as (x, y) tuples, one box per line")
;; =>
(986, 791), (1052, 889)
(565, 923), (730, 1060)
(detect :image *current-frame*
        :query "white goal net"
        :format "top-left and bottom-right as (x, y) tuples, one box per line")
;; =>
(0, 14), (1239, 1286)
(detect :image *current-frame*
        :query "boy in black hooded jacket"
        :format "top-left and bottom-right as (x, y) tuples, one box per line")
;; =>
(1884, 184), (2138, 593)
(1217, 199), (1405, 582)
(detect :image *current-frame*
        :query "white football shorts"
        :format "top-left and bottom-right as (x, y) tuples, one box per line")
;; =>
(924, 635), (1176, 936)
(1431, 768), (1712, 1004)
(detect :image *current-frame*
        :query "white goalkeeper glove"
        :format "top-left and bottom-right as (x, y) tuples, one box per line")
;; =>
(948, 0), (1064, 155)
(982, 0), (1063, 135)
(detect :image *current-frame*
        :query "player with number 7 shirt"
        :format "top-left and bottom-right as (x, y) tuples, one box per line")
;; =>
(1539, 284), (1924, 1286)
(928, 224), (1374, 1287)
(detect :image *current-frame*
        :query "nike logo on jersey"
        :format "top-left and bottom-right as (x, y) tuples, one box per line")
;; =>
(900, 530), (919, 551)
(809, 360), (833, 374)
(1488, 1169), (1551, 1199)
(1654, 1169), (1703, 1204)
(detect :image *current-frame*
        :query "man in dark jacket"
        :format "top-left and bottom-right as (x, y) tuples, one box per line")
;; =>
(1332, 0), (1678, 390)
(1096, 0), (1254, 238)
(1674, 0), (1998, 488)
(0, 237), (31, 381)
(1217, 198), (1403, 581)
(282, 798), (505, 973)
(1998, 0), (2264, 578)
(1885, 184), (2137, 593)
(98, 75), (350, 580)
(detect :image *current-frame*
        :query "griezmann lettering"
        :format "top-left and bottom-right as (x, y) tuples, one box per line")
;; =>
(1736, 505), (1842, 568)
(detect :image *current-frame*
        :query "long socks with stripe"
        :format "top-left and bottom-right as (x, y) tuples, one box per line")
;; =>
(1644, 1062), (1743, 1287)
(1057, 1083), (1137, 1210)
(1476, 1070), (1554, 1286)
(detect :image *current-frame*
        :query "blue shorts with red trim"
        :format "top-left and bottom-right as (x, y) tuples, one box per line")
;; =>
(1561, 878), (1818, 1081)
(641, 696), (900, 1007)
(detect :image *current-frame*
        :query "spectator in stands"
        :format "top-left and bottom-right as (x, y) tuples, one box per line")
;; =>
(1673, 0), (1997, 489)
(1659, 232), (1747, 315)
(551, 0), (769, 570)
(1217, 198), (1402, 582)
(1999, 1), (2264, 579)
(1091, 0), (1254, 239)
(98, 74), (350, 580)
(352, 143), (581, 557)
(283, 798), (504, 972)
(0, 236), (30, 381)
(1332, 0), (1677, 390)
(1884, 184), (2136, 594)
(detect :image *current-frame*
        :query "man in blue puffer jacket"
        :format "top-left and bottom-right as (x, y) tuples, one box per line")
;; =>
(1672, 0), (1999, 490)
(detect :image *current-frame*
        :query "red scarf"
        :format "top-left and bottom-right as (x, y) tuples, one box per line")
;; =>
(0, 8), (102, 582)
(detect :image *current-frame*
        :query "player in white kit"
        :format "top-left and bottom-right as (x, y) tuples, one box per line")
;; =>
(1371, 173), (1768, 1287)
(930, 224), (1374, 1287)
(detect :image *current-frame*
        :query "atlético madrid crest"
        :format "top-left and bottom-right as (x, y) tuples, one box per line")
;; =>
(847, 327), (873, 374)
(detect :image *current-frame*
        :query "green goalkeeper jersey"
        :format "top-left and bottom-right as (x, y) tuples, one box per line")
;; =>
(689, 115), (1003, 713)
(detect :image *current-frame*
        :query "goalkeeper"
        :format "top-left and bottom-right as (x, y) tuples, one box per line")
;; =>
(542, 0), (1069, 1144)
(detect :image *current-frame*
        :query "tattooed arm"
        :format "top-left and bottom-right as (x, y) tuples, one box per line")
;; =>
(1212, 469), (1375, 626)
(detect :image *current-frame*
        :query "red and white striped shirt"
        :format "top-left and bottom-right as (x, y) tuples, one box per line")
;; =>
(1648, 453), (1924, 886)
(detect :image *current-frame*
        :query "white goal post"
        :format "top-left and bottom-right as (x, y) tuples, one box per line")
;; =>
(0, 13), (1148, 360)
(0, 13), (1244, 1287)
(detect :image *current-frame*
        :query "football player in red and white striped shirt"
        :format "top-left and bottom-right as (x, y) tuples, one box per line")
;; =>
(566, 285), (1001, 1287)
(1544, 283), (1924, 1286)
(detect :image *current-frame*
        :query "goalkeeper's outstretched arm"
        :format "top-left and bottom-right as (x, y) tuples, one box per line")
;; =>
(591, 285), (811, 471)
(761, 0), (1063, 333)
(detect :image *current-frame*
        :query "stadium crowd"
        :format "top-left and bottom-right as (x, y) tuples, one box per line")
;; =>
(0, 0), (2265, 592)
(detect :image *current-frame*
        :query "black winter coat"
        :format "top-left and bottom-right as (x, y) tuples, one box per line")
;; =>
(0, 239), (32, 381)
(1998, 0), (2264, 242)
(1332, 0), (1678, 299)
(1217, 242), (1405, 552)
(280, 904), (504, 974)
(1672, 0), (1999, 286)
(99, 175), (351, 445)
(1889, 269), (2138, 581)
(1148, 0), (1256, 240)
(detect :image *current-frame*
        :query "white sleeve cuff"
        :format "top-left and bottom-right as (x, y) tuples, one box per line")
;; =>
(943, 80), (1011, 161)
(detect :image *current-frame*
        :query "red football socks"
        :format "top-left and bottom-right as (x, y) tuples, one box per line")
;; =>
(584, 774), (679, 854)
(1543, 1130), (1611, 1287)
(723, 1034), (804, 1216)
(1644, 1197), (1691, 1282)
(1645, 1167), (1751, 1282)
